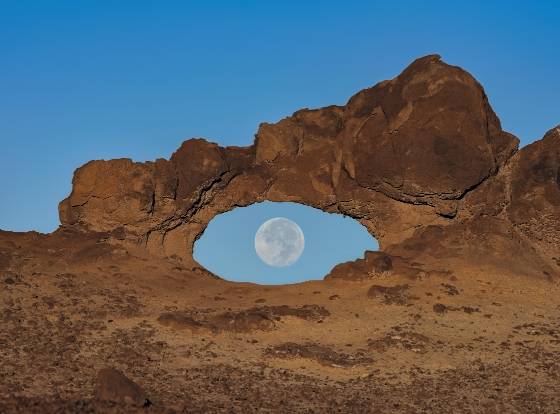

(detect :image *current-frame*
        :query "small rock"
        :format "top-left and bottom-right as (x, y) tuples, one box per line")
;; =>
(94, 367), (150, 407)
(433, 303), (447, 315)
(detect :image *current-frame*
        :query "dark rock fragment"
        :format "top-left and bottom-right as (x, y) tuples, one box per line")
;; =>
(368, 284), (411, 305)
(94, 367), (150, 407)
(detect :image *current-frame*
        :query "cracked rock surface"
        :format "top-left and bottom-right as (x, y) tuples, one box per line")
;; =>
(57, 55), (559, 278)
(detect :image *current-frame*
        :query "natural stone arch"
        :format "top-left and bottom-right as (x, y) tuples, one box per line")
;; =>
(192, 200), (380, 283)
(58, 55), (560, 279)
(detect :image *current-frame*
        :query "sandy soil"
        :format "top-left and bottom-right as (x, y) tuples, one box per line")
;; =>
(1, 230), (559, 413)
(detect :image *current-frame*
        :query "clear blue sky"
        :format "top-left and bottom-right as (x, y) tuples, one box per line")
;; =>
(194, 202), (378, 284)
(1, 1), (559, 235)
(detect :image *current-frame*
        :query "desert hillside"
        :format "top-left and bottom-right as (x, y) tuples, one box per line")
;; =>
(1, 55), (559, 413)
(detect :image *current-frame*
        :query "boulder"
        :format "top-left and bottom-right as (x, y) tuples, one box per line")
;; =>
(94, 367), (150, 407)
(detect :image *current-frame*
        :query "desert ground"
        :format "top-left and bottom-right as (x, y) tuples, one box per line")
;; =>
(1, 229), (560, 413)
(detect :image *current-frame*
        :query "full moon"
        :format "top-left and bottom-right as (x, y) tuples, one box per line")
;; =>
(254, 217), (305, 267)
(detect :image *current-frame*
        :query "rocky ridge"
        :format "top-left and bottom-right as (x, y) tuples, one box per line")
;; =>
(58, 54), (559, 279)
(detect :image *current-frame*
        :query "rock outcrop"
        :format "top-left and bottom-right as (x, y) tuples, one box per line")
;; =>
(58, 55), (560, 278)
(94, 367), (150, 407)
(508, 127), (560, 263)
(325, 251), (393, 281)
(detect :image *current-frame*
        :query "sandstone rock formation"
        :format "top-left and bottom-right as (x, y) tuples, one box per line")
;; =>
(58, 54), (559, 279)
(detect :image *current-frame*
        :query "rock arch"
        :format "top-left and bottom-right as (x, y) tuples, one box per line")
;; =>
(58, 55), (560, 278)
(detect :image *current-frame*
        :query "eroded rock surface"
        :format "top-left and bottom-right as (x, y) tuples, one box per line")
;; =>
(265, 343), (373, 367)
(57, 54), (559, 279)
(157, 305), (329, 334)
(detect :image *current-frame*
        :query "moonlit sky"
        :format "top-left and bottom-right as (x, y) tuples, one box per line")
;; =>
(1, 2), (559, 237)
(194, 202), (378, 284)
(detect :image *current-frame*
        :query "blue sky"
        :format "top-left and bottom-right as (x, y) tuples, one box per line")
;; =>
(1, 2), (559, 244)
(194, 202), (378, 284)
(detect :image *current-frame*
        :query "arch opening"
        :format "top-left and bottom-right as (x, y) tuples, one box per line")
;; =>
(193, 201), (379, 285)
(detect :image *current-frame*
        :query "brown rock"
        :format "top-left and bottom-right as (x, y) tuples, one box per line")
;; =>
(157, 305), (329, 334)
(265, 342), (373, 367)
(433, 303), (448, 315)
(54, 55), (558, 280)
(367, 284), (411, 305)
(324, 251), (393, 281)
(94, 367), (150, 407)
(209, 309), (275, 333)
(508, 126), (560, 269)
(157, 312), (206, 332)
(342, 55), (518, 205)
